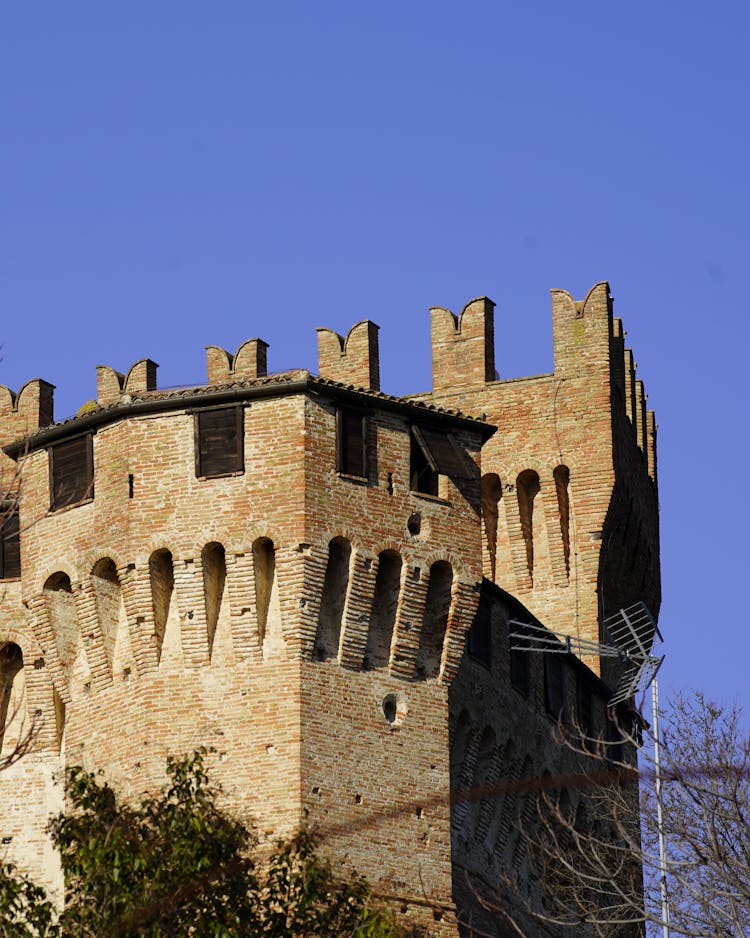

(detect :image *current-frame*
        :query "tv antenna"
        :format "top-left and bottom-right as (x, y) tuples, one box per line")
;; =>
(509, 599), (664, 706)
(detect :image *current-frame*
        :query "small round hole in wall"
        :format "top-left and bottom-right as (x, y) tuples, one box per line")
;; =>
(407, 512), (421, 537)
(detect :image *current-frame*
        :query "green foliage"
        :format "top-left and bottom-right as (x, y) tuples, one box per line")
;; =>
(49, 749), (259, 936)
(0, 860), (58, 938)
(253, 828), (410, 938)
(1, 749), (417, 937)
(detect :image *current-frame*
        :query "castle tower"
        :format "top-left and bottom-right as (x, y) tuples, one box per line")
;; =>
(0, 341), (493, 934)
(0, 285), (660, 933)
(421, 282), (660, 674)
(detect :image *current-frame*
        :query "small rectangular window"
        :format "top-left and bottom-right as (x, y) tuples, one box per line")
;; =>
(195, 406), (244, 478)
(467, 596), (492, 667)
(0, 506), (21, 579)
(544, 653), (566, 720)
(336, 409), (367, 478)
(509, 626), (531, 696)
(50, 435), (94, 510)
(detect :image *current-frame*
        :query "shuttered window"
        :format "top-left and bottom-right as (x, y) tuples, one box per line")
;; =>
(410, 426), (474, 495)
(49, 435), (94, 510)
(336, 409), (367, 478)
(195, 406), (244, 478)
(544, 653), (566, 720)
(0, 506), (21, 579)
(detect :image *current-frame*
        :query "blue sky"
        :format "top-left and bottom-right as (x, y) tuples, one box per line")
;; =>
(2, 3), (748, 713)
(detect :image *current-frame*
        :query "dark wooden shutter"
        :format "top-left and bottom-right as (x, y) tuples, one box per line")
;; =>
(411, 426), (474, 482)
(0, 507), (21, 579)
(336, 409), (367, 477)
(195, 407), (244, 478)
(50, 436), (94, 510)
(544, 654), (566, 719)
(409, 432), (439, 495)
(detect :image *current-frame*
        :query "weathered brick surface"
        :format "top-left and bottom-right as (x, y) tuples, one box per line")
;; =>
(0, 281), (659, 935)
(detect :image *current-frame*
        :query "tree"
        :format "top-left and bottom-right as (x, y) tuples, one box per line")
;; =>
(494, 694), (750, 937)
(0, 748), (418, 937)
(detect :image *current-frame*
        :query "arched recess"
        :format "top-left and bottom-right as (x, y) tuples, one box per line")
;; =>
(149, 549), (180, 666)
(91, 558), (129, 673)
(415, 560), (453, 680)
(0, 642), (24, 755)
(451, 719), (481, 836)
(364, 550), (402, 669)
(253, 537), (284, 660)
(314, 537), (352, 661)
(202, 542), (228, 661)
(553, 465), (571, 578)
(44, 572), (84, 685)
(470, 726), (498, 840)
(516, 470), (540, 579)
(481, 473), (503, 581)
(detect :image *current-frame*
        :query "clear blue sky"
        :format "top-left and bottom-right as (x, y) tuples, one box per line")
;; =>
(2, 3), (748, 712)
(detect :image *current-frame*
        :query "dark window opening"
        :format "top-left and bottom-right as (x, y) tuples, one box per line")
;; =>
(577, 677), (596, 746)
(509, 626), (531, 696)
(195, 406), (244, 478)
(544, 653), (566, 720)
(410, 426), (474, 496)
(467, 596), (492, 668)
(0, 506), (20, 579)
(50, 435), (94, 511)
(410, 432), (438, 495)
(336, 409), (367, 478)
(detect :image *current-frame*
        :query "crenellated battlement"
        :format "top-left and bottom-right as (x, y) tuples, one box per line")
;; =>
(316, 319), (380, 391)
(0, 380), (55, 468)
(96, 358), (158, 406)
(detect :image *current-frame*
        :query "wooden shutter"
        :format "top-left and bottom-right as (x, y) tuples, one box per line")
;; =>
(195, 406), (244, 478)
(336, 409), (367, 477)
(0, 507), (21, 579)
(411, 426), (474, 480)
(50, 436), (94, 510)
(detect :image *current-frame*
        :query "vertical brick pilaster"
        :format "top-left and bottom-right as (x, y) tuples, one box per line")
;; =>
(339, 551), (377, 669)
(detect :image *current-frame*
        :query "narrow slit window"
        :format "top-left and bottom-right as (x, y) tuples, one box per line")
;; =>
(544, 653), (566, 720)
(577, 677), (596, 745)
(467, 596), (492, 668)
(195, 406), (244, 478)
(336, 409), (367, 478)
(509, 627), (531, 696)
(0, 506), (20, 579)
(49, 435), (94, 511)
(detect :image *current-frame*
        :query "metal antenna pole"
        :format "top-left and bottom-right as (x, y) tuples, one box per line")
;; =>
(652, 675), (670, 937)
